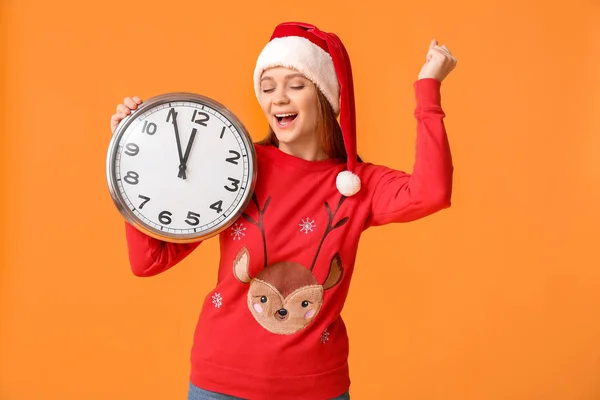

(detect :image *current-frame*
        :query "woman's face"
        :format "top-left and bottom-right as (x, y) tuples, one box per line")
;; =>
(258, 67), (320, 156)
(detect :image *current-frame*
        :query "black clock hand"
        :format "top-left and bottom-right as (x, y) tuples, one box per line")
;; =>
(178, 128), (197, 179)
(168, 108), (186, 178)
(177, 128), (197, 179)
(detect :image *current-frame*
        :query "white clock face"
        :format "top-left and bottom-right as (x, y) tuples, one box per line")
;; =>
(107, 94), (256, 242)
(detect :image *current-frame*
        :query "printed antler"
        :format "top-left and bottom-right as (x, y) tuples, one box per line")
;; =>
(242, 194), (271, 269)
(309, 195), (349, 271)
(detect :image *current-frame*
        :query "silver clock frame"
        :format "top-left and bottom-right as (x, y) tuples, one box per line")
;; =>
(106, 92), (257, 244)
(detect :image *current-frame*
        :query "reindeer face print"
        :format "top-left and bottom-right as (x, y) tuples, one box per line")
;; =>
(235, 195), (348, 335)
(249, 281), (323, 334)
(234, 249), (343, 335)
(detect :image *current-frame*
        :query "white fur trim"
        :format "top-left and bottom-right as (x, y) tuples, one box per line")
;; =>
(336, 171), (361, 196)
(254, 36), (339, 114)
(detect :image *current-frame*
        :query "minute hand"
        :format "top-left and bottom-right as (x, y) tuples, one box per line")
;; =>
(168, 108), (186, 178)
(178, 128), (197, 179)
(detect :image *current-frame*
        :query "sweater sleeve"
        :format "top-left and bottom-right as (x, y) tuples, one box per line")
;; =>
(363, 78), (454, 229)
(124, 221), (202, 277)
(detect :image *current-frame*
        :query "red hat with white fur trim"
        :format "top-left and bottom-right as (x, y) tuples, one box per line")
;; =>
(253, 22), (361, 197)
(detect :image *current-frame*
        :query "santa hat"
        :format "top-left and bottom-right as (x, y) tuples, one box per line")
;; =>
(253, 22), (361, 197)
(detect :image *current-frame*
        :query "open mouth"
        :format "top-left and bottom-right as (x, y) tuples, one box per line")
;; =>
(275, 113), (298, 127)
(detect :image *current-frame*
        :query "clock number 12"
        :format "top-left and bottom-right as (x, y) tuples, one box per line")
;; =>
(191, 110), (210, 126)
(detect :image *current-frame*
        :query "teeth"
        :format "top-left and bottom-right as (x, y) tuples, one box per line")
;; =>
(275, 113), (297, 117)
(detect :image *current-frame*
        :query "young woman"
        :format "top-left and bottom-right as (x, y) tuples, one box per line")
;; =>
(110, 21), (456, 400)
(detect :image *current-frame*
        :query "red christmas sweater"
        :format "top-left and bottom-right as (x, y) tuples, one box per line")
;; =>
(123, 78), (453, 399)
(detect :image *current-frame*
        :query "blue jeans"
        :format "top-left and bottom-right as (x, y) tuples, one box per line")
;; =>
(188, 382), (350, 400)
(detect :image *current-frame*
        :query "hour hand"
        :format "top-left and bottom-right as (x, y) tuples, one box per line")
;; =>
(178, 128), (197, 179)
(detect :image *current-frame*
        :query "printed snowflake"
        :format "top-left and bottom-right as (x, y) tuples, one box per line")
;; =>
(320, 328), (330, 344)
(230, 223), (246, 241)
(299, 218), (316, 234)
(212, 293), (223, 308)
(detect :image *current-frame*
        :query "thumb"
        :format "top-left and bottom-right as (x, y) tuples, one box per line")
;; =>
(426, 39), (437, 62)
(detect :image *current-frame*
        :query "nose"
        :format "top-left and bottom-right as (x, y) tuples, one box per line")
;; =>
(277, 309), (288, 317)
(273, 88), (289, 105)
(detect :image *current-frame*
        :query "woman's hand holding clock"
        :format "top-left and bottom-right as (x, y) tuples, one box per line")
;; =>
(111, 96), (143, 134)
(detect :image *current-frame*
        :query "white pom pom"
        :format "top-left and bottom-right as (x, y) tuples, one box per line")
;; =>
(336, 171), (361, 197)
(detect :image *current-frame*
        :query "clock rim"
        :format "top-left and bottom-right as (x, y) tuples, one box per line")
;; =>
(106, 92), (257, 244)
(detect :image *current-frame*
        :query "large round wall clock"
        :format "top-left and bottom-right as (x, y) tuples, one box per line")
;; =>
(106, 93), (257, 243)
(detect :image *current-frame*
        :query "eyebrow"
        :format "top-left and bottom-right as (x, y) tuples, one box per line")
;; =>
(260, 73), (307, 82)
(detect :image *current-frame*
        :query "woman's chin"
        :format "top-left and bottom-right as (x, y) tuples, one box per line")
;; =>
(273, 130), (299, 145)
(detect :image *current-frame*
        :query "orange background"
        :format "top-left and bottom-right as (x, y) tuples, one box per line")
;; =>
(2, 0), (600, 399)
